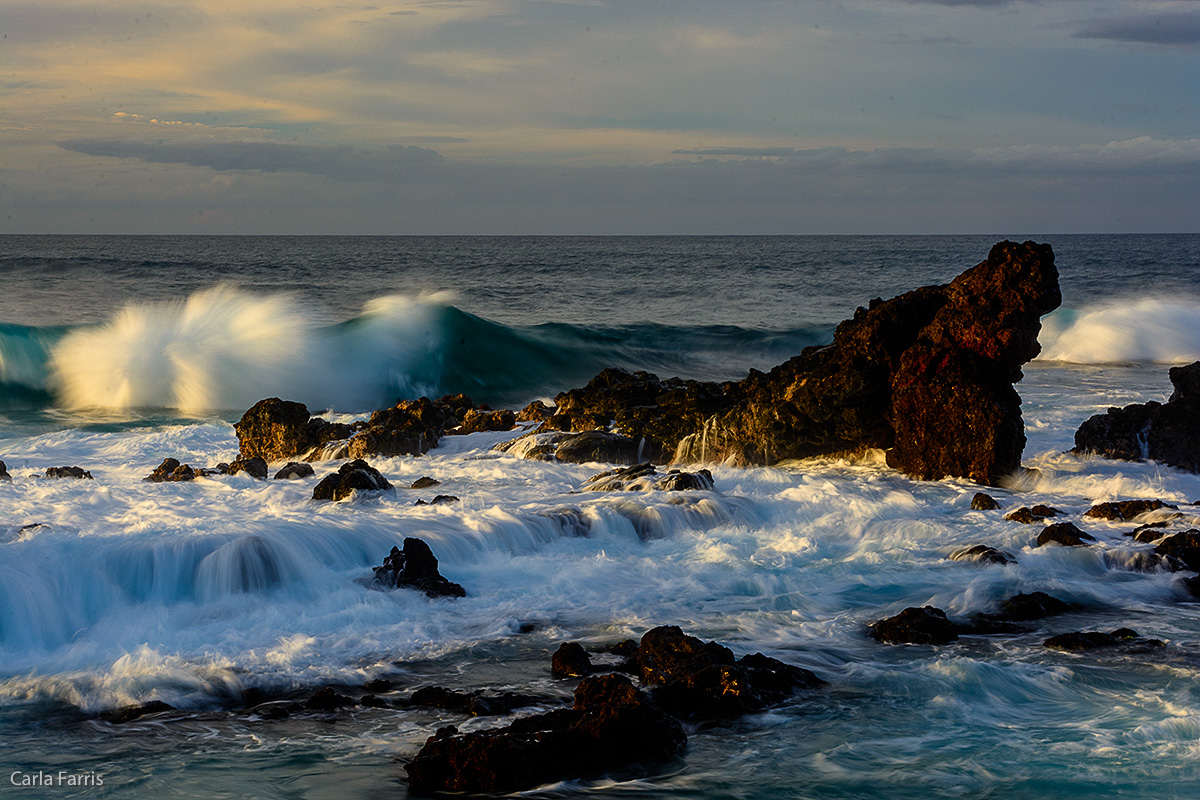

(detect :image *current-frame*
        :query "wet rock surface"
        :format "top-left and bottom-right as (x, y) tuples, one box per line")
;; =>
(1153, 531), (1200, 572)
(407, 686), (544, 716)
(1083, 499), (1175, 521)
(1044, 628), (1165, 652)
(144, 458), (197, 483)
(1036, 522), (1096, 547)
(551, 642), (594, 678)
(273, 461), (315, 480)
(869, 606), (963, 645)
(1074, 362), (1200, 472)
(44, 466), (93, 479)
(99, 700), (176, 724)
(311, 459), (393, 501)
(371, 538), (466, 598)
(346, 397), (448, 459)
(970, 492), (1001, 510)
(493, 429), (645, 464)
(228, 456), (268, 480)
(404, 673), (686, 795)
(580, 463), (715, 492)
(0, 460), (10, 482)
(235, 398), (351, 462)
(948, 544), (1016, 566)
(1004, 505), (1062, 523)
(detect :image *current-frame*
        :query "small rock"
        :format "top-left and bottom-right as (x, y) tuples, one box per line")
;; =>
(99, 700), (176, 724)
(970, 492), (1001, 510)
(1153, 531), (1200, 571)
(361, 694), (390, 709)
(551, 642), (594, 678)
(274, 461), (315, 480)
(1183, 575), (1200, 599)
(1004, 505), (1061, 524)
(948, 544), (1016, 566)
(410, 476), (440, 489)
(1044, 628), (1164, 652)
(44, 466), (93, 479)
(869, 606), (961, 645)
(581, 463), (714, 492)
(0, 460), (11, 482)
(363, 678), (393, 693)
(228, 456), (268, 480)
(312, 459), (393, 501)
(1083, 499), (1175, 521)
(371, 538), (466, 598)
(1127, 522), (1169, 541)
(306, 687), (355, 710)
(993, 591), (1073, 621)
(1036, 522), (1096, 547)
(144, 458), (196, 482)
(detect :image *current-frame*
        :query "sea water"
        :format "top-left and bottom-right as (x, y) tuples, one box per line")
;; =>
(1, 234), (1200, 799)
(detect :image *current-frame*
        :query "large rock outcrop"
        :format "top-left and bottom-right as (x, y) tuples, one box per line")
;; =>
(235, 398), (351, 462)
(1073, 362), (1200, 472)
(547, 241), (1059, 485)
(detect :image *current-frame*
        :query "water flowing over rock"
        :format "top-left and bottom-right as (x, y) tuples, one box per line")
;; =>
(44, 466), (93, 479)
(143, 458), (196, 483)
(1074, 362), (1200, 472)
(580, 463), (714, 492)
(549, 241), (1059, 485)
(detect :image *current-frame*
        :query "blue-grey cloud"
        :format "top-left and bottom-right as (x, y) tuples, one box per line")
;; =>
(57, 139), (444, 181)
(1074, 12), (1200, 46)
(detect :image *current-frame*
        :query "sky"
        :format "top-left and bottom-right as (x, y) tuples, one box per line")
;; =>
(1, 0), (1197, 234)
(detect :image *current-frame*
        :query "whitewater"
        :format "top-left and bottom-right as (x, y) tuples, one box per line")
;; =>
(2, 234), (1200, 799)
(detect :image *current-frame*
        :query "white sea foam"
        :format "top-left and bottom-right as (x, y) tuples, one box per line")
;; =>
(1039, 298), (1200, 364)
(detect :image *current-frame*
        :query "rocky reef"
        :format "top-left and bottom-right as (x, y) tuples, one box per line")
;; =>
(541, 241), (1059, 485)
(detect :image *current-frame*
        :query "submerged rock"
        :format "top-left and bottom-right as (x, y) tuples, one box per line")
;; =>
(372, 537), (465, 598)
(99, 700), (176, 724)
(1074, 362), (1200, 472)
(1044, 628), (1165, 652)
(44, 466), (93, 479)
(404, 673), (685, 795)
(869, 606), (962, 645)
(992, 592), (1073, 621)
(580, 463), (715, 492)
(407, 686), (544, 716)
(311, 459), (393, 501)
(948, 544), (1016, 566)
(144, 458), (197, 483)
(306, 687), (356, 710)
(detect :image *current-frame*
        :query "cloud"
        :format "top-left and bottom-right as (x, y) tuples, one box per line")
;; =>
(57, 139), (444, 181)
(1074, 12), (1200, 46)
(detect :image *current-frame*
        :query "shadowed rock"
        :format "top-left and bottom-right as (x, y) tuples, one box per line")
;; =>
(99, 700), (176, 723)
(494, 430), (645, 464)
(306, 687), (356, 710)
(1083, 499), (1175, 521)
(404, 674), (685, 795)
(869, 606), (962, 645)
(274, 461), (315, 480)
(970, 492), (1001, 510)
(545, 242), (1058, 485)
(552, 642), (594, 678)
(410, 476), (440, 489)
(1044, 628), (1164, 652)
(948, 545), (1016, 566)
(372, 537), (465, 598)
(228, 456), (268, 480)
(1074, 362), (1200, 472)
(144, 458), (196, 483)
(1036, 522), (1096, 547)
(1153, 531), (1200, 571)
(407, 686), (544, 716)
(993, 592), (1073, 621)
(44, 466), (93, 479)
(312, 459), (393, 501)
(0, 460), (10, 482)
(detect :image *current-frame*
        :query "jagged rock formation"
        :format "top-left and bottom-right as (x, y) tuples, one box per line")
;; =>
(371, 537), (465, 598)
(544, 241), (1059, 485)
(235, 398), (351, 462)
(1074, 362), (1200, 472)
(311, 459), (393, 501)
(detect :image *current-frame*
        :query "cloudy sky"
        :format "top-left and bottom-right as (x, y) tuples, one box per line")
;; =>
(2, 0), (1197, 234)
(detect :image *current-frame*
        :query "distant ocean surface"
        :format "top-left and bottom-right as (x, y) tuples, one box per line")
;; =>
(2, 234), (1200, 799)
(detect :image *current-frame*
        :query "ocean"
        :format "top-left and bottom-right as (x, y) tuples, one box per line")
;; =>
(1, 234), (1200, 799)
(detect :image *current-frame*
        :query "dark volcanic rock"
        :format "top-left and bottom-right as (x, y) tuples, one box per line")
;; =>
(235, 398), (351, 462)
(494, 430), (645, 465)
(630, 626), (824, 717)
(993, 591), (1073, 621)
(408, 686), (543, 716)
(458, 408), (516, 434)
(347, 397), (447, 459)
(410, 476), (440, 489)
(1036, 522), (1096, 547)
(970, 492), (1001, 510)
(869, 606), (962, 645)
(550, 242), (1058, 485)
(948, 544), (1016, 566)
(404, 674), (685, 795)
(1074, 362), (1200, 473)
(228, 456), (268, 480)
(100, 700), (176, 723)
(274, 461), (315, 480)
(580, 463), (714, 492)
(312, 459), (393, 501)
(1153, 531), (1200, 572)
(551, 642), (594, 678)
(372, 538), (465, 598)
(0, 460), (10, 482)
(1184, 575), (1200, 599)
(1004, 505), (1062, 524)
(144, 458), (196, 483)
(44, 466), (93, 479)
(1083, 499), (1175, 521)
(516, 400), (555, 422)
(306, 687), (356, 710)
(1044, 628), (1164, 652)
